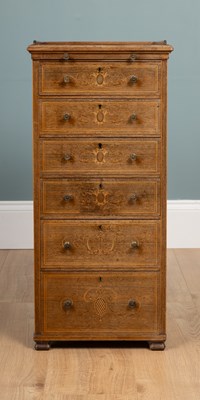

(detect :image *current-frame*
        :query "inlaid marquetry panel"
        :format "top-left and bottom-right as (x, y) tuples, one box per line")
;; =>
(39, 99), (160, 136)
(41, 220), (161, 269)
(40, 138), (160, 176)
(39, 61), (161, 97)
(42, 271), (159, 335)
(41, 178), (160, 218)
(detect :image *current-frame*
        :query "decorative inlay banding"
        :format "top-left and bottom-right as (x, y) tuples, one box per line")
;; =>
(97, 74), (104, 85)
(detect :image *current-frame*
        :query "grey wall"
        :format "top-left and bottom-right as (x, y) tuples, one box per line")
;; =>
(0, 0), (199, 200)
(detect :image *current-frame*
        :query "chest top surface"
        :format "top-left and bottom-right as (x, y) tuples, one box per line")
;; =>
(27, 40), (173, 59)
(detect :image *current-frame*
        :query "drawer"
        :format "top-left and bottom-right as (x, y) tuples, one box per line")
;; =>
(41, 178), (160, 218)
(39, 61), (161, 97)
(41, 220), (161, 269)
(39, 99), (160, 136)
(40, 138), (160, 176)
(42, 271), (160, 336)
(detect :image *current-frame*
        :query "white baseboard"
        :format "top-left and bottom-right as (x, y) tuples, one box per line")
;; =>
(0, 201), (33, 249)
(0, 200), (200, 249)
(167, 200), (200, 248)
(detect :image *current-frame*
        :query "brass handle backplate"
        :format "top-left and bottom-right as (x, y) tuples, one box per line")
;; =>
(63, 194), (74, 202)
(129, 54), (136, 62)
(63, 53), (70, 60)
(130, 153), (137, 161)
(130, 194), (138, 202)
(63, 75), (70, 83)
(63, 299), (73, 309)
(131, 241), (139, 249)
(63, 241), (71, 250)
(128, 299), (137, 309)
(130, 75), (138, 83)
(130, 113), (137, 121)
(63, 113), (71, 121)
(63, 153), (72, 161)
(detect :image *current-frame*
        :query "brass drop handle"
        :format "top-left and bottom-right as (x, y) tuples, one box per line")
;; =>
(130, 113), (137, 121)
(130, 194), (138, 202)
(63, 299), (73, 309)
(131, 241), (139, 249)
(63, 113), (71, 121)
(130, 75), (138, 83)
(63, 241), (71, 250)
(129, 54), (136, 62)
(63, 75), (70, 83)
(128, 299), (137, 309)
(130, 153), (137, 161)
(63, 153), (72, 161)
(63, 194), (73, 202)
(63, 53), (70, 60)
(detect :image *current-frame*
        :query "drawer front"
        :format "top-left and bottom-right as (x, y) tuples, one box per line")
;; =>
(39, 100), (160, 136)
(41, 178), (160, 218)
(41, 220), (160, 269)
(42, 272), (160, 336)
(40, 139), (160, 176)
(39, 61), (160, 97)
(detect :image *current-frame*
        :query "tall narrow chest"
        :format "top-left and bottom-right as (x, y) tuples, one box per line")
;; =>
(27, 41), (173, 350)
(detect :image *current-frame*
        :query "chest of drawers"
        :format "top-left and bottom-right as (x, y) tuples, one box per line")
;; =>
(27, 41), (173, 350)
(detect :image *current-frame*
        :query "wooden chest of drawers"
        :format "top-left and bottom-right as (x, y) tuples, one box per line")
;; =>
(27, 41), (173, 350)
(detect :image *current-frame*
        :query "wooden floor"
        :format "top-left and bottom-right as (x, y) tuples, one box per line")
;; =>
(0, 249), (200, 399)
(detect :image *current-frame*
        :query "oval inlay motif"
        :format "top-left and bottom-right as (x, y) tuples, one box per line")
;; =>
(97, 74), (104, 85)
(97, 192), (105, 203)
(97, 151), (104, 162)
(84, 287), (117, 320)
(97, 111), (104, 122)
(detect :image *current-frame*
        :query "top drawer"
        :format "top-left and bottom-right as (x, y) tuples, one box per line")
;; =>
(39, 61), (161, 97)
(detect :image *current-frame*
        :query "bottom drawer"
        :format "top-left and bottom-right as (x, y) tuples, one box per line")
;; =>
(41, 272), (161, 338)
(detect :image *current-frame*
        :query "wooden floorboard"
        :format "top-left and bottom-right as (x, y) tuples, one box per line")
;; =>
(0, 249), (200, 399)
(0, 250), (9, 273)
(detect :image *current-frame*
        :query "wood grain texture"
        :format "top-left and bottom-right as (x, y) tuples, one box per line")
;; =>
(41, 220), (161, 269)
(0, 250), (8, 272)
(41, 271), (160, 337)
(0, 249), (200, 399)
(39, 61), (161, 97)
(41, 178), (160, 218)
(27, 42), (173, 348)
(27, 41), (174, 61)
(0, 250), (33, 302)
(40, 99), (160, 137)
(40, 138), (161, 177)
(32, 60), (42, 335)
